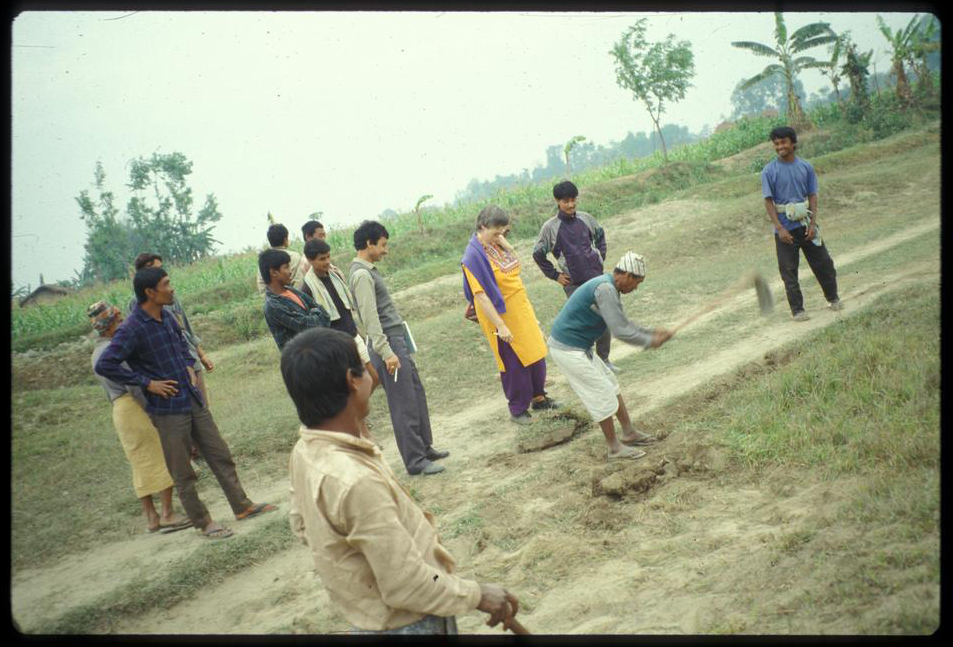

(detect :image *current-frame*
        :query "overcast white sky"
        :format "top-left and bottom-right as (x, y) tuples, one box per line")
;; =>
(10, 10), (925, 290)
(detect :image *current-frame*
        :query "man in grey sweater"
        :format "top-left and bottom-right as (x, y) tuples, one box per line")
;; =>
(347, 221), (448, 476)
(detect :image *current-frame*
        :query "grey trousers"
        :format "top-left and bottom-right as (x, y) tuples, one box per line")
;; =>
(564, 282), (611, 362)
(150, 394), (252, 529)
(369, 329), (434, 474)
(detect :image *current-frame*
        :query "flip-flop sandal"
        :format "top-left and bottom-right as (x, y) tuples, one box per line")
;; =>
(608, 446), (647, 461)
(621, 431), (658, 446)
(147, 525), (161, 534)
(235, 502), (278, 521)
(200, 526), (234, 540)
(159, 519), (193, 534)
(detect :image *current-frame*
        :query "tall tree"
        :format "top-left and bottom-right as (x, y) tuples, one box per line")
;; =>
(77, 162), (137, 283)
(729, 73), (804, 120)
(909, 14), (940, 98)
(732, 13), (837, 128)
(876, 14), (918, 107)
(819, 32), (849, 107)
(841, 37), (873, 116)
(77, 152), (222, 284)
(610, 18), (695, 164)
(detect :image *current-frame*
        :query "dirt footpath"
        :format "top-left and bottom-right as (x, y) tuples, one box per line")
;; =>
(12, 219), (939, 635)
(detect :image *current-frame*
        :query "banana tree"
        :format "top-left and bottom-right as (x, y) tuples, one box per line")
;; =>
(732, 12), (838, 127)
(877, 14), (919, 106)
(413, 194), (433, 234)
(563, 135), (586, 176)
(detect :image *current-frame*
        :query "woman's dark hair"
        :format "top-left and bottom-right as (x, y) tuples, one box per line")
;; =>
(353, 220), (389, 251)
(258, 248), (291, 284)
(281, 327), (365, 427)
(304, 238), (332, 260)
(769, 126), (798, 145)
(475, 205), (510, 231)
(267, 223), (290, 247)
(302, 220), (324, 239)
(133, 267), (168, 304)
(553, 180), (579, 200)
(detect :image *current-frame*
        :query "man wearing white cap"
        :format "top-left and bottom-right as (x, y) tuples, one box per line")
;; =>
(547, 252), (672, 461)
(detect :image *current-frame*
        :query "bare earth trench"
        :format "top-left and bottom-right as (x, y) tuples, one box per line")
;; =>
(11, 215), (939, 635)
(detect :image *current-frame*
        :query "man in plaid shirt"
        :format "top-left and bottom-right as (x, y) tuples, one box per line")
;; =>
(96, 266), (277, 540)
(260, 248), (331, 350)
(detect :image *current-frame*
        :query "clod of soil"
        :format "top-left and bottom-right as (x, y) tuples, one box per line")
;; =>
(515, 411), (589, 453)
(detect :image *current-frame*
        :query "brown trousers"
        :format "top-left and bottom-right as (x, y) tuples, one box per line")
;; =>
(150, 395), (251, 529)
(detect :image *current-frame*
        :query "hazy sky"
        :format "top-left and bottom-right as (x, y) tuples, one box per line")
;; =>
(10, 10), (925, 289)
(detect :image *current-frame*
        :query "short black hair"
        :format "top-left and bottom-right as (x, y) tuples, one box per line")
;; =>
(302, 220), (324, 239)
(769, 126), (798, 144)
(133, 252), (162, 271)
(281, 327), (365, 427)
(133, 266), (168, 304)
(353, 220), (389, 251)
(267, 224), (289, 247)
(259, 248), (291, 284)
(304, 238), (331, 260)
(553, 180), (579, 200)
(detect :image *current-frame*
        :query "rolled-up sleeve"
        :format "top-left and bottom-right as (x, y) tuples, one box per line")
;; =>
(340, 474), (482, 618)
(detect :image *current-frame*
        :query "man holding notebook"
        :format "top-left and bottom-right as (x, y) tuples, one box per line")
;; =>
(348, 221), (448, 476)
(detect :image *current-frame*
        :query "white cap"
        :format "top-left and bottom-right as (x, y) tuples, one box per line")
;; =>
(615, 251), (646, 277)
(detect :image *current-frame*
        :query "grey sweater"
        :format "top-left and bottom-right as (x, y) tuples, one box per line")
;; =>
(348, 257), (404, 359)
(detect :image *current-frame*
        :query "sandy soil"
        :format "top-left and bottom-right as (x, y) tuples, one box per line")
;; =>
(11, 213), (939, 635)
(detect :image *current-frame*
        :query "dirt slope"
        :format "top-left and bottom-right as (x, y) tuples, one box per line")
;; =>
(12, 204), (939, 634)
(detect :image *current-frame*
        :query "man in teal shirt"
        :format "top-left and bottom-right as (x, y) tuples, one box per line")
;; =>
(548, 252), (672, 461)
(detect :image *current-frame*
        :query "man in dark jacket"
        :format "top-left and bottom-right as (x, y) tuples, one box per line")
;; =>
(533, 180), (616, 371)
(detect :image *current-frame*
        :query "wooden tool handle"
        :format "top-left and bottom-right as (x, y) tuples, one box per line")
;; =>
(505, 617), (531, 635)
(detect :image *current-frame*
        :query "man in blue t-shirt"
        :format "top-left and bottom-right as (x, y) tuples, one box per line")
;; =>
(761, 126), (842, 321)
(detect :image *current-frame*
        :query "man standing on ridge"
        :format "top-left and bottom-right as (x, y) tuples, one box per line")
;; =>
(762, 125), (842, 321)
(533, 180), (617, 372)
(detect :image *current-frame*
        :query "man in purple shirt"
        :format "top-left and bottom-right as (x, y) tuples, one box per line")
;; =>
(761, 126), (841, 321)
(533, 180), (616, 371)
(96, 266), (277, 540)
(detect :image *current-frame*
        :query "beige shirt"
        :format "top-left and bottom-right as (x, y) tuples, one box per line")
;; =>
(288, 426), (482, 630)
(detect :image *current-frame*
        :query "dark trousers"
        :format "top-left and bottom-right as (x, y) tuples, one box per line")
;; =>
(775, 226), (839, 314)
(369, 329), (434, 474)
(498, 338), (547, 417)
(150, 395), (251, 529)
(564, 282), (611, 361)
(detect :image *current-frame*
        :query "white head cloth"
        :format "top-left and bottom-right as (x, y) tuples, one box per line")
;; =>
(616, 251), (646, 277)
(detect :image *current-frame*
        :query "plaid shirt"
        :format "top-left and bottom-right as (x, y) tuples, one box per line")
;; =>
(263, 285), (331, 350)
(94, 304), (202, 415)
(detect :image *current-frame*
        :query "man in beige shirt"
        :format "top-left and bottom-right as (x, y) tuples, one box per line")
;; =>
(283, 327), (519, 634)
